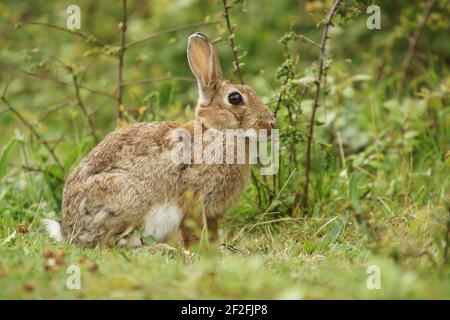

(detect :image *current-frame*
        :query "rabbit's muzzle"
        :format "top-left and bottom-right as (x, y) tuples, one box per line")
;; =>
(258, 112), (276, 134)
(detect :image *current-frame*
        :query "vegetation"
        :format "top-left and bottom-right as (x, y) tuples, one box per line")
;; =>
(0, 0), (449, 299)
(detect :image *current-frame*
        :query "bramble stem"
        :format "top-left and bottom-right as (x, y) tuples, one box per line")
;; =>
(302, 0), (340, 210)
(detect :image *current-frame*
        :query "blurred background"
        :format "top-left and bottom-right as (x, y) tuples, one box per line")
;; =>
(1, 0), (449, 225)
(1, 0), (448, 217)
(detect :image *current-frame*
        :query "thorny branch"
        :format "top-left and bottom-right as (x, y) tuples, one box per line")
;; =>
(117, 0), (128, 122)
(273, 78), (289, 118)
(399, 0), (437, 94)
(222, 0), (244, 84)
(221, 0), (268, 206)
(302, 0), (340, 210)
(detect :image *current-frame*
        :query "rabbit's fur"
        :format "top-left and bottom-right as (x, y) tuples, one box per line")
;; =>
(57, 33), (275, 248)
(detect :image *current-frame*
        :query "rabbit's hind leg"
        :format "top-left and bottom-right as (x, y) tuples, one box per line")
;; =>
(65, 173), (146, 247)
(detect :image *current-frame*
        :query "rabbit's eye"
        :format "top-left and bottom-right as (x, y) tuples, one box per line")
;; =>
(227, 91), (243, 105)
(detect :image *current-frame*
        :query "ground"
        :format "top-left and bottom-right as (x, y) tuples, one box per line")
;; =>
(1, 193), (449, 299)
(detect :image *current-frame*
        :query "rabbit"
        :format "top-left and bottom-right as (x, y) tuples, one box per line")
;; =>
(43, 33), (275, 248)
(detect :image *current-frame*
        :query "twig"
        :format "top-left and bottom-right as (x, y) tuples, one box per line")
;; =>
(273, 78), (288, 117)
(1, 74), (13, 97)
(221, 0), (265, 207)
(28, 49), (69, 69)
(117, 0), (128, 121)
(50, 127), (71, 153)
(17, 68), (115, 99)
(222, 0), (244, 84)
(18, 68), (67, 86)
(39, 100), (78, 120)
(23, 21), (105, 48)
(12, 164), (64, 182)
(0, 94), (64, 172)
(71, 73), (99, 143)
(302, 0), (340, 210)
(296, 34), (321, 49)
(398, 0), (437, 94)
(403, 249), (437, 269)
(122, 76), (195, 86)
(125, 21), (220, 49)
(221, 243), (239, 253)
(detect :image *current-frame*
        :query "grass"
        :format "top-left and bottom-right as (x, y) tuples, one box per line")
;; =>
(1, 151), (449, 299)
(1, 80), (449, 299)
(1, 219), (449, 299)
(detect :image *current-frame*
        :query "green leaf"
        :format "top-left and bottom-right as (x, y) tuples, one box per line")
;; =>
(303, 240), (316, 254)
(314, 120), (326, 126)
(42, 164), (64, 209)
(0, 138), (17, 179)
(143, 234), (157, 246)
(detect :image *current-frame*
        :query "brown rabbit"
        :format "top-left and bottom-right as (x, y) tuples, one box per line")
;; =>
(43, 33), (275, 248)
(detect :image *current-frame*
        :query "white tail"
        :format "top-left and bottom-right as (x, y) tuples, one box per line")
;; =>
(42, 219), (63, 242)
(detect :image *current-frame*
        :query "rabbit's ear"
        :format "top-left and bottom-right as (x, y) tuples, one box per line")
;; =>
(187, 33), (223, 100)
